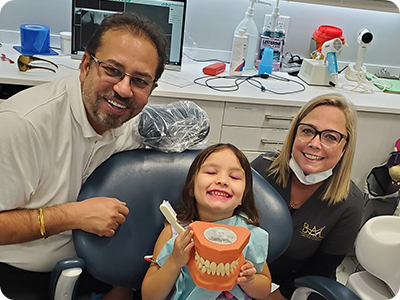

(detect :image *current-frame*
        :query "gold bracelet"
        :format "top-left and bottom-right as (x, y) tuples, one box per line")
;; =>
(38, 208), (47, 239)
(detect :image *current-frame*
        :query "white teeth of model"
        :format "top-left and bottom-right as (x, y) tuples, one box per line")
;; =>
(194, 251), (240, 276)
(205, 260), (210, 268)
(225, 263), (230, 276)
(210, 262), (217, 275)
(198, 256), (204, 269)
(217, 263), (224, 276)
(230, 260), (237, 273)
(205, 259), (211, 274)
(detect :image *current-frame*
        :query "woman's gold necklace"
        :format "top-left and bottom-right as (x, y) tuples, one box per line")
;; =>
(289, 199), (308, 209)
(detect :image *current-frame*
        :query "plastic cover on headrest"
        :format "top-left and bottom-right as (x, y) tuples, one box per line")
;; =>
(138, 100), (210, 153)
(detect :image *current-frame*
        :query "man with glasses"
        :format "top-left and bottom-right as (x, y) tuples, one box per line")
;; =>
(0, 12), (167, 299)
(251, 93), (363, 300)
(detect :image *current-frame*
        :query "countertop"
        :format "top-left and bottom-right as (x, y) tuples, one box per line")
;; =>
(1, 43), (399, 114)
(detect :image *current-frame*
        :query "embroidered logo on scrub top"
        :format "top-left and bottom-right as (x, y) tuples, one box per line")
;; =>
(300, 222), (326, 241)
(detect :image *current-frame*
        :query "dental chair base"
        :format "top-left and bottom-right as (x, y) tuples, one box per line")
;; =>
(346, 215), (400, 300)
(291, 276), (361, 300)
(346, 271), (394, 300)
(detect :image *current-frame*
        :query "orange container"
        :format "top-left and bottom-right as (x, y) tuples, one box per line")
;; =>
(312, 25), (345, 52)
(187, 221), (251, 291)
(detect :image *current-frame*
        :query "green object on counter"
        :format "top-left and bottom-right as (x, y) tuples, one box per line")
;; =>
(366, 73), (400, 93)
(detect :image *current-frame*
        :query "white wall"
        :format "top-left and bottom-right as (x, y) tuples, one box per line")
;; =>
(0, 0), (399, 69)
(0, 0), (71, 34)
(184, 0), (400, 69)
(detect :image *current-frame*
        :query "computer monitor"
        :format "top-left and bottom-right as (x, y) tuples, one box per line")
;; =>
(71, 0), (187, 71)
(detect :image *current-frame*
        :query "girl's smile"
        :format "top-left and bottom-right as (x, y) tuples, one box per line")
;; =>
(207, 189), (233, 199)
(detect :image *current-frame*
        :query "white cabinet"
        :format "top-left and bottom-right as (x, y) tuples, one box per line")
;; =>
(150, 95), (400, 190)
(3, 86), (399, 191)
(222, 102), (299, 128)
(220, 102), (300, 158)
(221, 127), (288, 151)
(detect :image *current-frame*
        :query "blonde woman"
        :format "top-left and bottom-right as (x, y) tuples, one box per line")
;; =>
(251, 93), (363, 300)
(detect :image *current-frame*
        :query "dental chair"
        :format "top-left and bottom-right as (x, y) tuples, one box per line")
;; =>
(292, 215), (400, 300)
(50, 148), (292, 299)
(49, 149), (361, 300)
(345, 215), (400, 300)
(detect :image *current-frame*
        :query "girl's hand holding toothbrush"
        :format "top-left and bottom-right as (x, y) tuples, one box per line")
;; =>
(170, 225), (195, 268)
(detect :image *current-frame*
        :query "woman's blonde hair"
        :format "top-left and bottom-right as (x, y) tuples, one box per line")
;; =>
(268, 93), (357, 205)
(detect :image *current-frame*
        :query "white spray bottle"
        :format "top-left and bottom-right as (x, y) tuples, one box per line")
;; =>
(257, 0), (285, 71)
(229, 28), (248, 76)
(234, 0), (271, 71)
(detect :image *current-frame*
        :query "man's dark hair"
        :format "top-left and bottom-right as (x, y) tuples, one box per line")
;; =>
(85, 12), (168, 81)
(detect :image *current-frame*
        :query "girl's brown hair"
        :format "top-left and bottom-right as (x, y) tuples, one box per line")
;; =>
(176, 143), (259, 226)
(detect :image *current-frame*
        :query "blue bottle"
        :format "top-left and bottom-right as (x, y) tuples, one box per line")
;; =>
(258, 47), (273, 75)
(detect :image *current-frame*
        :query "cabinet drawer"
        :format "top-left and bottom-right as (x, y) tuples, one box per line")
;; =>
(220, 126), (288, 152)
(223, 102), (299, 128)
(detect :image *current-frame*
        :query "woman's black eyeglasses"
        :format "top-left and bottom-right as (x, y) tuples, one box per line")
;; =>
(296, 123), (347, 148)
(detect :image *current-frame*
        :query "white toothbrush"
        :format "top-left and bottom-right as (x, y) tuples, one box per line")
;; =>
(159, 200), (185, 234)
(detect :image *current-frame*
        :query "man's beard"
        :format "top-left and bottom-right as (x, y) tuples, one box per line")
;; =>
(84, 88), (136, 131)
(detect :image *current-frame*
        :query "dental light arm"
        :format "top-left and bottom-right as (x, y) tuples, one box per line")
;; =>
(354, 45), (366, 72)
(321, 38), (343, 86)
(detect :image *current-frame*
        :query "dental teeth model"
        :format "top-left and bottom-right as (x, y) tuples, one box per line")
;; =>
(187, 221), (250, 291)
(194, 251), (240, 276)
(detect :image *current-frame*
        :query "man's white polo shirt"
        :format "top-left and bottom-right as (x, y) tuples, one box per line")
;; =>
(0, 75), (143, 272)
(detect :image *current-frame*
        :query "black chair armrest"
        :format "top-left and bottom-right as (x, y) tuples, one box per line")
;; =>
(293, 276), (361, 300)
(49, 258), (85, 300)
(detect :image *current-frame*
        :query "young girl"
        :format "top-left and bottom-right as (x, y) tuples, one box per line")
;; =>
(141, 143), (271, 300)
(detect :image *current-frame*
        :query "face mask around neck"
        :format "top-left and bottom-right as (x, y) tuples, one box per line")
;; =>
(289, 157), (333, 185)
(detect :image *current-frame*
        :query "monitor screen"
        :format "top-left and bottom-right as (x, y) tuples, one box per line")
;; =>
(71, 0), (187, 70)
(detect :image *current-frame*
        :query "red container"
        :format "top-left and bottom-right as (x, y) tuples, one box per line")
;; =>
(312, 25), (345, 51)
